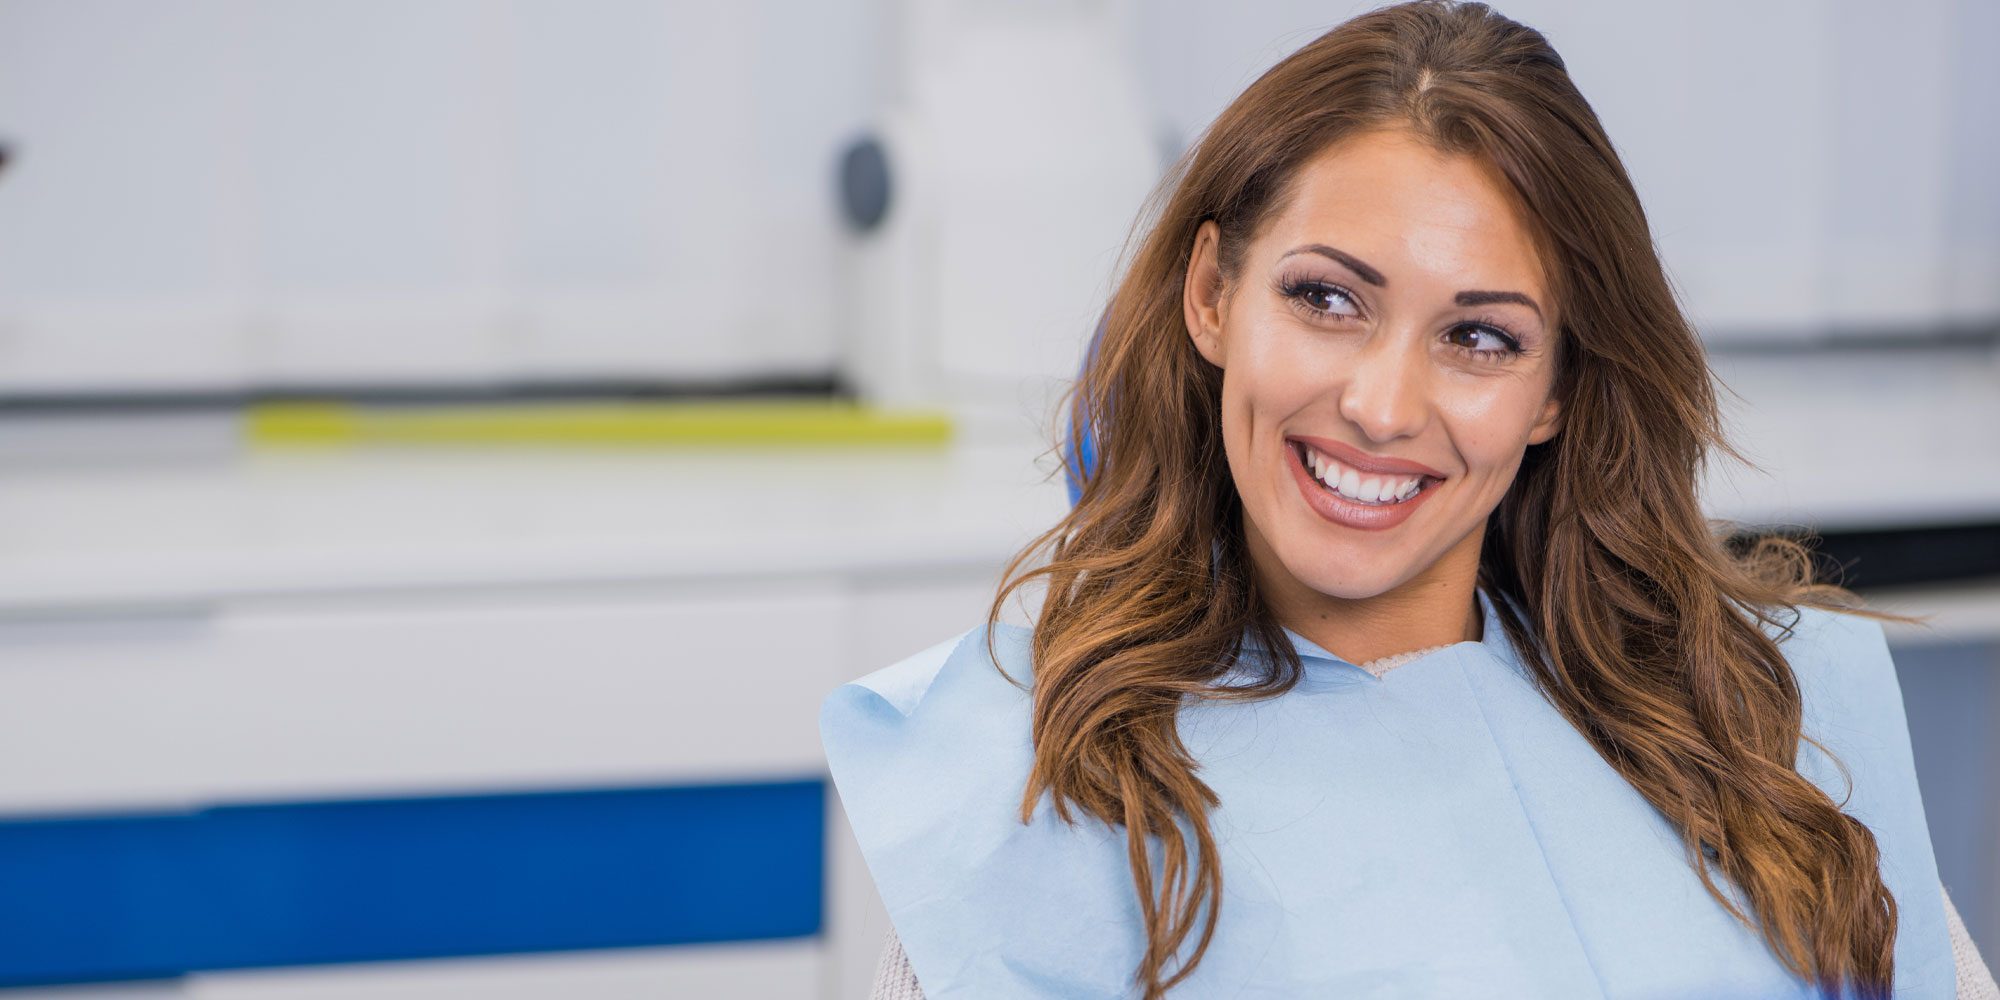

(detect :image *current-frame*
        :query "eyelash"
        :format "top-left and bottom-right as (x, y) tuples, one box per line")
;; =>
(1274, 276), (1525, 363)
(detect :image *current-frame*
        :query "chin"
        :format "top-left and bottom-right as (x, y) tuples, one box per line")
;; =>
(1274, 543), (1406, 601)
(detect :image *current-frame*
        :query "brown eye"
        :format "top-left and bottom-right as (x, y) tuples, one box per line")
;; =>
(1277, 277), (1360, 319)
(1445, 322), (1522, 363)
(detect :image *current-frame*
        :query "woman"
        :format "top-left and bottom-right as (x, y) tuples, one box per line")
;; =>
(822, 2), (1997, 997)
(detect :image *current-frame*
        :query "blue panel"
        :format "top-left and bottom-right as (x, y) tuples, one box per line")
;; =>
(0, 778), (824, 988)
(0, 811), (207, 985)
(1894, 640), (2000, 960)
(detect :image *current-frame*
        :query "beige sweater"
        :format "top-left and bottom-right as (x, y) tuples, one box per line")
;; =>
(864, 646), (2000, 999)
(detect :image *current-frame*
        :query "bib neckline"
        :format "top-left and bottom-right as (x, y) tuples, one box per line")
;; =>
(1252, 584), (1515, 686)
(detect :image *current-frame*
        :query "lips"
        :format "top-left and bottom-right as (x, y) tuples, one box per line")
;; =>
(1284, 436), (1444, 531)
(1285, 435), (1446, 478)
(1294, 442), (1430, 504)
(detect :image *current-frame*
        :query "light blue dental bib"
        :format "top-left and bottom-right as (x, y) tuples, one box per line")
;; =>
(820, 589), (1953, 998)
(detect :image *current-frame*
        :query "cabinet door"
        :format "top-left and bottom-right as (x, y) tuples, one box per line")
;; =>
(0, 582), (842, 996)
(0, 935), (823, 1000)
(182, 939), (822, 1000)
(0, 2), (251, 392)
(0, 582), (841, 812)
(0, 1), (877, 394)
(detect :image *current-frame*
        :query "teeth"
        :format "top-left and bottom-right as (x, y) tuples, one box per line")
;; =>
(1300, 444), (1427, 504)
(1337, 467), (1362, 498)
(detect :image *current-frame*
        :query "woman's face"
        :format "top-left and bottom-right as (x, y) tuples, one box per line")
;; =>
(1183, 128), (1563, 608)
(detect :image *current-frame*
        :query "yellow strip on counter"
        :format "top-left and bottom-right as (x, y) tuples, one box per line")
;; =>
(246, 400), (953, 448)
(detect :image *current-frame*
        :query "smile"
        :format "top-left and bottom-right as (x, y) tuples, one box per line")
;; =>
(1284, 439), (1445, 531)
(1292, 441), (1436, 505)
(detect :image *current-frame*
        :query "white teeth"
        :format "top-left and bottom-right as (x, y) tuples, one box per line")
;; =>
(1337, 467), (1362, 498)
(1299, 443), (1428, 504)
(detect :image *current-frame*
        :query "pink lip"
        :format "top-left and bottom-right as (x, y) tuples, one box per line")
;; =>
(1286, 435), (1447, 479)
(1285, 439), (1442, 532)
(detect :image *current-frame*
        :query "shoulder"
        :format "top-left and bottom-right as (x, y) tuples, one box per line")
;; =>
(1765, 605), (1908, 755)
(1770, 604), (1958, 992)
(1763, 604), (1911, 787)
(817, 621), (1037, 835)
(1765, 602), (1892, 668)
(822, 624), (1147, 998)
(819, 621), (1033, 736)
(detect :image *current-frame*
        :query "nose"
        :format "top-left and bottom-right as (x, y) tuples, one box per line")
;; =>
(1336, 331), (1431, 444)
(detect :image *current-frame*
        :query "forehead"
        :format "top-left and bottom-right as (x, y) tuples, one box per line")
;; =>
(1259, 129), (1550, 307)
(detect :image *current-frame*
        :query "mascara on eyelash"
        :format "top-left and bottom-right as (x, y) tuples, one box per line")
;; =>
(1279, 282), (1525, 361)
(1277, 276), (1358, 312)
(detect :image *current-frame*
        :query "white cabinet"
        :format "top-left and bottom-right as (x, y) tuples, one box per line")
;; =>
(0, 942), (823, 1000)
(0, 442), (1066, 998)
(0, 1), (879, 393)
(0, 573), (1004, 999)
(0, 583), (843, 814)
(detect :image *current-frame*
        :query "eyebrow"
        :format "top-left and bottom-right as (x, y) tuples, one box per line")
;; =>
(1454, 289), (1543, 320)
(1285, 244), (1387, 286)
(1280, 243), (1544, 320)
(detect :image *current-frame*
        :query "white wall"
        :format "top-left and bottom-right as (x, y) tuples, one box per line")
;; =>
(1128, 0), (1998, 345)
(0, 0), (1991, 398)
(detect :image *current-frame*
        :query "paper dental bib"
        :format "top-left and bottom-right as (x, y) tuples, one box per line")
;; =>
(820, 589), (1953, 999)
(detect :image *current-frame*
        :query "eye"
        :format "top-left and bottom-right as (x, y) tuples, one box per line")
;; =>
(1276, 276), (1361, 320)
(1444, 320), (1523, 364)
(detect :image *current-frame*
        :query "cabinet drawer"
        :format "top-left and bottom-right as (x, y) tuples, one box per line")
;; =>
(0, 940), (822, 1000)
(186, 940), (822, 1000)
(0, 583), (841, 814)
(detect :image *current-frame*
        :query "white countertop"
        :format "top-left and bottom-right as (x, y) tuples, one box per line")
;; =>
(1, 347), (1993, 614)
(0, 436), (1074, 612)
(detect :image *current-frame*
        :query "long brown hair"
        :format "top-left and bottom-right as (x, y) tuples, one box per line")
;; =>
(987, 2), (1924, 997)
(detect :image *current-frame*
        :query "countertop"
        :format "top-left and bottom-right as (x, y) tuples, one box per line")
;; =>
(1, 347), (1993, 631)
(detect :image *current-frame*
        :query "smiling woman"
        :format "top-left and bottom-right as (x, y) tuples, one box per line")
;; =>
(1183, 129), (1565, 643)
(820, 2), (1993, 998)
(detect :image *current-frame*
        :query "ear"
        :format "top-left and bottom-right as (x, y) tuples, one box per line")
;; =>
(1526, 394), (1563, 446)
(1183, 219), (1227, 367)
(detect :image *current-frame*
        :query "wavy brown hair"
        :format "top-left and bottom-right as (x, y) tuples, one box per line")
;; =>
(986, 2), (1926, 997)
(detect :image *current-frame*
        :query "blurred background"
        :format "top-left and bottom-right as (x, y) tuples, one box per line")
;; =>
(0, 0), (1993, 996)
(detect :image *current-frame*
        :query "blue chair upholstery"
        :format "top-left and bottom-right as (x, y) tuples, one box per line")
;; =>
(1062, 312), (1107, 506)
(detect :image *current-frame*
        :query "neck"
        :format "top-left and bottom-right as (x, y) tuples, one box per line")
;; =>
(1247, 520), (1486, 665)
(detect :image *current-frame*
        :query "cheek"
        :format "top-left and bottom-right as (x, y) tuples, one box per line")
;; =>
(1219, 315), (1322, 417)
(1217, 330), (1306, 499)
(1437, 384), (1551, 477)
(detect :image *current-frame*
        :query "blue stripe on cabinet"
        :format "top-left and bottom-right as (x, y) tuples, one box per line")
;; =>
(0, 778), (825, 988)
